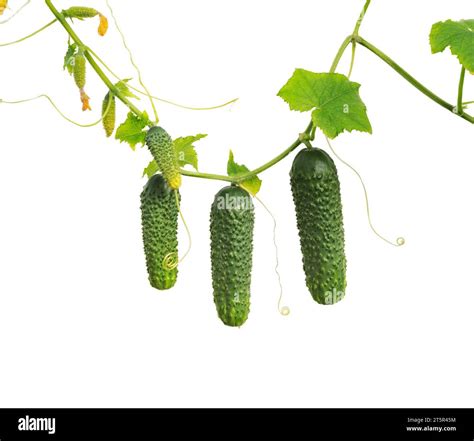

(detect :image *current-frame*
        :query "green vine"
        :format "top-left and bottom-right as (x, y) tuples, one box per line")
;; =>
(45, 0), (148, 123)
(1, 0), (473, 187)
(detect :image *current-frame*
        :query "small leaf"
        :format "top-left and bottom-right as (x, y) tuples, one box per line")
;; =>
(115, 111), (149, 150)
(115, 79), (140, 100)
(174, 134), (207, 171)
(430, 19), (474, 73)
(143, 160), (159, 178)
(278, 69), (372, 139)
(63, 42), (78, 75)
(227, 150), (262, 196)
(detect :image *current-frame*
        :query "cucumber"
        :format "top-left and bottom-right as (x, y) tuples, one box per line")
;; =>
(290, 147), (346, 305)
(102, 92), (116, 138)
(73, 52), (86, 90)
(145, 126), (182, 190)
(210, 185), (255, 326)
(63, 7), (99, 18)
(140, 174), (180, 290)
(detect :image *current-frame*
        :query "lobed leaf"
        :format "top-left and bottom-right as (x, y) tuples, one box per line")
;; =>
(430, 19), (474, 73)
(173, 134), (207, 171)
(143, 160), (159, 179)
(115, 111), (149, 150)
(227, 150), (262, 196)
(278, 69), (372, 139)
(115, 79), (140, 100)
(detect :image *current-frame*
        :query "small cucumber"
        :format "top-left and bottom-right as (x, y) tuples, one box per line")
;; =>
(145, 126), (182, 190)
(73, 52), (86, 90)
(102, 92), (116, 137)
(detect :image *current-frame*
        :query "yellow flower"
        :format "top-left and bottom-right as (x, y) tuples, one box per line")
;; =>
(80, 89), (92, 112)
(98, 14), (108, 36)
(0, 0), (8, 16)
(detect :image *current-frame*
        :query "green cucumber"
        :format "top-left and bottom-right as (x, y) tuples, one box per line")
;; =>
(145, 126), (182, 190)
(210, 185), (255, 326)
(102, 92), (116, 138)
(290, 147), (347, 305)
(140, 173), (180, 290)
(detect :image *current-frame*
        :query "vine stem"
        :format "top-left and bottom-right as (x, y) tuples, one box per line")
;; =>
(105, 0), (159, 124)
(39, 0), (358, 185)
(347, 0), (371, 78)
(353, 0), (372, 36)
(40, 0), (473, 185)
(44, 0), (150, 125)
(329, 36), (352, 74)
(457, 67), (466, 115)
(354, 36), (474, 124)
(181, 123), (313, 183)
(184, 2), (370, 184)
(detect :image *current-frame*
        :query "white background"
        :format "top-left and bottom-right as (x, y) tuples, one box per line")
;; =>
(0, 0), (473, 408)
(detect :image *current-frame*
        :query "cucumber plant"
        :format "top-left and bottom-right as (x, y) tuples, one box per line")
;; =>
(1, 1), (473, 327)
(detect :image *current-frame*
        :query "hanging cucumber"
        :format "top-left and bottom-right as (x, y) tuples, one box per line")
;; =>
(145, 126), (182, 190)
(140, 173), (180, 290)
(290, 147), (346, 305)
(101, 92), (116, 138)
(210, 185), (255, 327)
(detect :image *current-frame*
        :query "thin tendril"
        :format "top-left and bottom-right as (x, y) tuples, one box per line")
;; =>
(87, 47), (238, 111)
(0, 19), (57, 46)
(325, 137), (405, 247)
(0, 93), (113, 128)
(348, 41), (356, 79)
(0, 0), (31, 24)
(251, 191), (290, 317)
(162, 190), (192, 270)
(105, 0), (159, 124)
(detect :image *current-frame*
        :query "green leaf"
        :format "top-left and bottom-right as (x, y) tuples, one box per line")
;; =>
(227, 150), (262, 196)
(143, 160), (159, 178)
(63, 42), (78, 74)
(173, 134), (207, 171)
(278, 69), (372, 139)
(430, 19), (474, 73)
(115, 79), (140, 100)
(115, 111), (149, 150)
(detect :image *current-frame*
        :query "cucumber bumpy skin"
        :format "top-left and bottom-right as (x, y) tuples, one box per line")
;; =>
(290, 148), (347, 305)
(62, 7), (99, 18)
(210, 186), (255, 327)
(140, 174), (180, 290)
(73, 53), (86, 90)
(102, 92), (116, 138)
(145, 126), (182, 190)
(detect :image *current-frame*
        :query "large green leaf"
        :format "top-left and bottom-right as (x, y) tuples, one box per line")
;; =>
(278, 69), (372, 139)
(430, 19), (474, 73)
